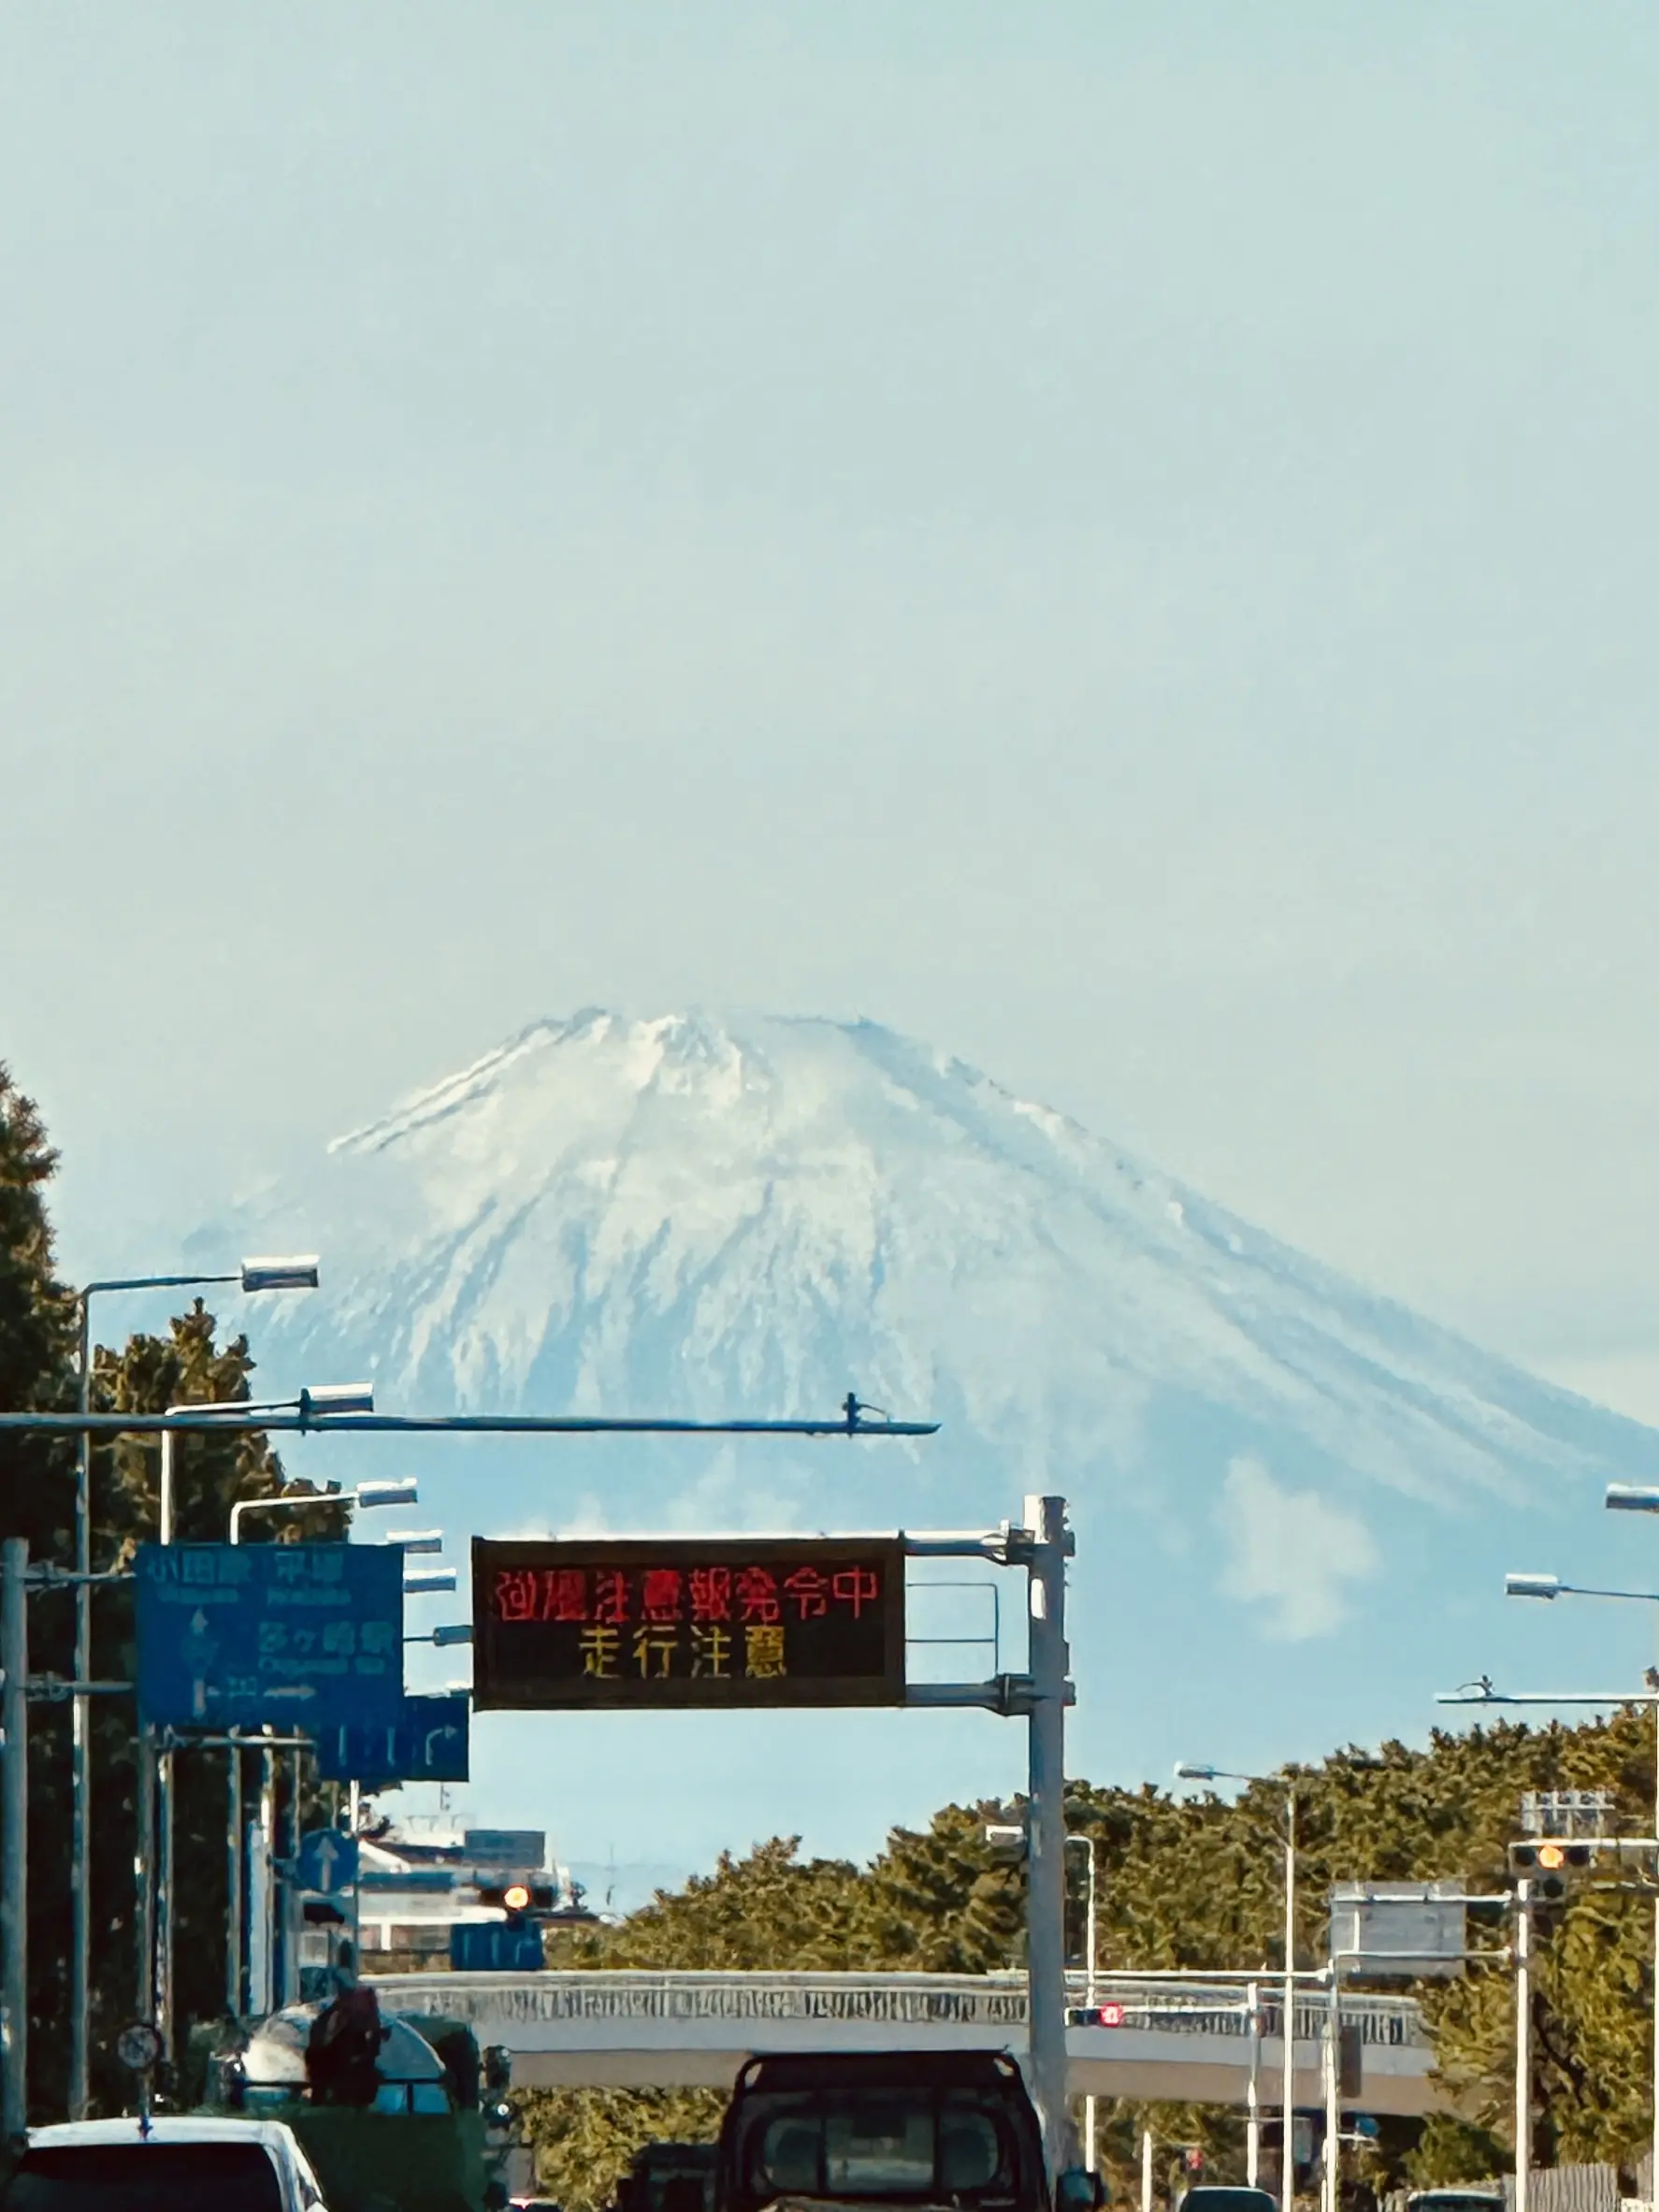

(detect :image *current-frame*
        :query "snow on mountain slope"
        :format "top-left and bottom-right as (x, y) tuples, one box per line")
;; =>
(188, 1010), (1659, 1855)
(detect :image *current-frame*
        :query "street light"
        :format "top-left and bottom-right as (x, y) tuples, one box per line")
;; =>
(161, 1382), (374, 1542)
(1503, 1568), (1659, 2205)
(68, 1256), (318, 2119)
(405, 1623), (474, 1649)
(1608, 1486), (1659, 1512)
(1176, 1765), (1296, 2210)
(237, 1258), (322, 1294)
(380, 1529), (444, 1554)
(404, 1565), (458, 1595)
(1508, 1570), (1659, 1602)
(354, 1479), (419, 1511)
(227, 1480), (418, 1546)
(981, 1819), (1099, 2173)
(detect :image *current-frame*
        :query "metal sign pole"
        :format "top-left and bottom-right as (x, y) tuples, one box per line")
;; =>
(1282, 1790), (1297, 2212)
(135, 1727), (155, 2030)
(260, 1731), (277, 2009)
(154, 1428), (174, 2061)
(1322, 1959), (1339, 2212)
(1024, 1495), (1071, 2180)
(225, 1734), (243, 2017)
(2, 1539), (29, 2138)
(1514, 1878), (1531, 2212)
(70, 1306), (92, 2122)
(156, 1745), (175, 2060)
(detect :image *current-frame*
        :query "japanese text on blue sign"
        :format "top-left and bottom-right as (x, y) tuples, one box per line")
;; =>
(136, 1542), (405, 1728)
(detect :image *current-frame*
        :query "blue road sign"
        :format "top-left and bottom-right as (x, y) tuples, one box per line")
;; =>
(136, 1542), (404, 1728)
(451, 1921), (544, 1973)
(313, 1694), (470, 1786)
(298, 1829), (359, 1896)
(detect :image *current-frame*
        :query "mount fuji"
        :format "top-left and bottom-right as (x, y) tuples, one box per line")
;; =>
(187, 1011), (1659, 1875)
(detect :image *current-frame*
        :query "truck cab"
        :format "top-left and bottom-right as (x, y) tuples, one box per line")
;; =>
(715, 2053), (1052, 2212)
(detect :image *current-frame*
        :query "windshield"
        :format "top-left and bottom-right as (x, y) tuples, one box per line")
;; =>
(1181, 2195), (1279, 2212)
(3, 2144), (285, 2212)
(735, 2089), (1022, 2208)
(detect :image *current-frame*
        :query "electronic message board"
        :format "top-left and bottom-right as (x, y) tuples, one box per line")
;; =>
(472, 1536), (905, 1710)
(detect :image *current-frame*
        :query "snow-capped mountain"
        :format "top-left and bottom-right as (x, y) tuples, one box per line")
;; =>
(189, 1011), (1659, 1868)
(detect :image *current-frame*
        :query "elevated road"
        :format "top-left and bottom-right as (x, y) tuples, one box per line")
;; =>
(368, 1970), (1438, 2115)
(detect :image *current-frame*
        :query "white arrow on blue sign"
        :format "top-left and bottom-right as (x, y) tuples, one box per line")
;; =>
(136, 1542), (404, 1730)
(297, 1829), (359, 1896)
(314, 1693), (470, 1786)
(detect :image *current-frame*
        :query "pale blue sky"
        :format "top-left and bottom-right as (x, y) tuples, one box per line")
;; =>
(6, 4), (1659, 1408)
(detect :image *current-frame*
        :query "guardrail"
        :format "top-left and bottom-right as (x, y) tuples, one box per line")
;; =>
(374, 1969), (1428, 2050)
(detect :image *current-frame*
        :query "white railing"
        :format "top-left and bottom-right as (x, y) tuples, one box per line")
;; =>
(374, 1969), (1428, 2050)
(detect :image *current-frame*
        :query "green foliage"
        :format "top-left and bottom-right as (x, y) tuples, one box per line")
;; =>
(526, 1724), (1659, 2206)
(512, 2088), (727, 2212)
(0, 1060), (346, 2117)
(0, 1063), (77, 1555)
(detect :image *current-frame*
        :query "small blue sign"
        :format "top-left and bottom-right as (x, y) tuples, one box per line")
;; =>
(136, 1543), (404, 1728)
(451, 1921), (545, 1973)
(298, 1828), (360, 1896)
(313, 1694), (470, 1786)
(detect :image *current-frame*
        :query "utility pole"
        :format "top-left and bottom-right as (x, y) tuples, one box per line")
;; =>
(2, 1539), (29, 2137)
(1024, 1494), (1072, 2179)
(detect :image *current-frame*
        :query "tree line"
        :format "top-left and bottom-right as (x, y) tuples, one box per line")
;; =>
(525, 1711), (1659, 2207)
(0, 1063), (343, 2118)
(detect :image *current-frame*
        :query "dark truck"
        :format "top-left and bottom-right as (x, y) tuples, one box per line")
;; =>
(616, 2142), (718, 2212)
(714, 2052), (1097, 2212)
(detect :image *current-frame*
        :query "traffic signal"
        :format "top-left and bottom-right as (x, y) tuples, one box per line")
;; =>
(478, 1878), (559, 1921)
(482, 2045), (513, 2129)
(1508, 1840), (1595, 1901)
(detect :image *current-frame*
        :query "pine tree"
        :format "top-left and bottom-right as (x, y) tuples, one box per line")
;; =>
(0, 1063), (77, 1553)
(0, 1060), (345, 2116)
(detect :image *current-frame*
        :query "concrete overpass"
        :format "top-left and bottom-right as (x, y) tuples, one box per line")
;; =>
(369, 1971), (1438, 2116)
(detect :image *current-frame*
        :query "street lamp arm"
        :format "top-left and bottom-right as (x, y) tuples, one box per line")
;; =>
(0, 1410), (941, 1437)
(1436, 1687), (1659, 1706)
(79, 1273), (240, 1300)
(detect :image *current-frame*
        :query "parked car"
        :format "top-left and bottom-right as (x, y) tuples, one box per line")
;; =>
(1, 2115), (330, 2211)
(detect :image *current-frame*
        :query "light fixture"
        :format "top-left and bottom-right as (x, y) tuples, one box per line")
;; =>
(382, 1529), (444, 1554)
(432, 1625), (473, 1648)
(1506, 1573), (1562, 1601)
(404, 1565), (458, 1595)
(300, 1382), (374, 1418)
(354, 1479), (419, 1510)
(1608, 1485), (1659, 1512)
(239, 1256), (321, 1294)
